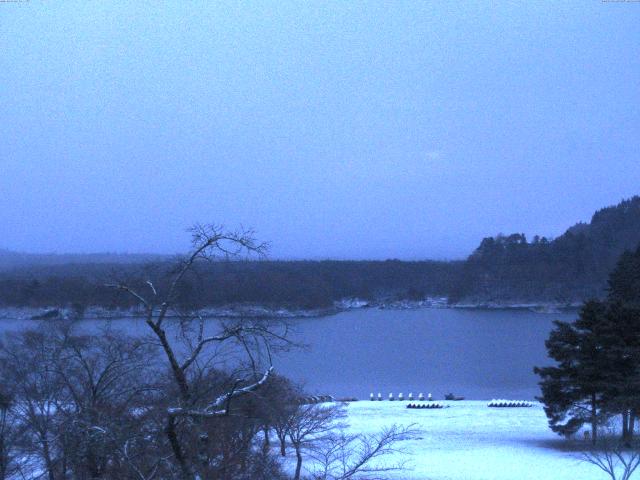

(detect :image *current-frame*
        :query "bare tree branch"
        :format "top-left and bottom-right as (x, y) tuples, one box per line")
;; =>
(167, 367), (274, 418)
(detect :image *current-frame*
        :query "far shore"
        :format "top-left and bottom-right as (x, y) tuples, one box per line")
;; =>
(0, 298), (582, 322)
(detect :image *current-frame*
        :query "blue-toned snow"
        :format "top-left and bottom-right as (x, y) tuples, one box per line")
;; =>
(293, 401), (609, 480)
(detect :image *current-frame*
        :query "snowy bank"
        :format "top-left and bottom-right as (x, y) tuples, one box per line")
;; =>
(0, 304), (338, 321)
(0, 297), (580, 322)
(337, 400), (606, 480)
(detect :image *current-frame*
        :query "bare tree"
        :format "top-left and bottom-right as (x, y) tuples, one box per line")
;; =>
(253, 374), (301, 457)
(287, 403), (347, 480)
(0, 344), (294, 479)
(107, 224), (291, 480)
(52, 324), (162, 480)
(0, 390), (23, 480)
(582, 425), (640, 480)
(0, 323), (167, 480)
(309, 424), (419, 480)
(0, 327), (68, 480)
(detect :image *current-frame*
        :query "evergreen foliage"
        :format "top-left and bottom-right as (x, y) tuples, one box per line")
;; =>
(453, 196), (640, 303)
(535, 246), (640, 443)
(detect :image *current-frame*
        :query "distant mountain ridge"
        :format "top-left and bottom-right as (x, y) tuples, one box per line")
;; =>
(0, 250), (171, 271)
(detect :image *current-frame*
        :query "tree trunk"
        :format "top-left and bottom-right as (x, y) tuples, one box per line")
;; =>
(165, 416), (194, 480)
(623, 410), (629, 442)
(147, 321), (190, 401)
(262, 425), (270, 452)
(591, 393), (598, 445)
(0, 434), (7, 480)
(151, 322), (196, 480)
(0, 440), (7, 480)
(294, 446), (303, 480)
(42, 437), (56, 480)
(277, 431), (286, 457)
(630, 411), (636, 441)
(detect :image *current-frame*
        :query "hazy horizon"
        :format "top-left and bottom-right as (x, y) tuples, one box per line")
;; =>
(2, 2), (639, 259)
(0, 194), (635, 261)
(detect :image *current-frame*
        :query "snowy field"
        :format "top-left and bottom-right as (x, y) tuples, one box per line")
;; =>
(336, 400), (608, 480)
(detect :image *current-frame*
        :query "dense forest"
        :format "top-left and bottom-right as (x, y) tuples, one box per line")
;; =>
(0, 259), (462, 312)
(451, 196), (640, 304)
(0, 196), (639, 313)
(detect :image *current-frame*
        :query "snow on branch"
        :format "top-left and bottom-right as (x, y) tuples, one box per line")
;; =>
(167, 367), (273, 418)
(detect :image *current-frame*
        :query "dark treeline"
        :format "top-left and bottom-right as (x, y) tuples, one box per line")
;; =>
(451, 196), (640, 304)
(0, 196), (639, 311)
(0, 260), (462, 311)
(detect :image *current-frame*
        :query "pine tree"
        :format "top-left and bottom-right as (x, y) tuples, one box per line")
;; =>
(535, 244), (640, 444)
(607, 244), (640, 306)
(602, 245), (640, 443)
(534, 301), (610, 443)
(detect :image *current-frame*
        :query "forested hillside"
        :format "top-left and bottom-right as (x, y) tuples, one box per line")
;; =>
(450, 196), (640, 304)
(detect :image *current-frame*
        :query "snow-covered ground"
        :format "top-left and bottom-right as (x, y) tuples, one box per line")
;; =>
(338, 400), (607, 480)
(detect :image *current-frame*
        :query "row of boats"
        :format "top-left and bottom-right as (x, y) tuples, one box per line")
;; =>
(370, 392), (465, 401)
(405, 400), (534, 410)
(406, 402), (446, 409)
(487, 400), (533, 408)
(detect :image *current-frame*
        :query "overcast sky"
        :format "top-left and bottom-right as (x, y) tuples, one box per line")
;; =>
(1, 1), (638, 259)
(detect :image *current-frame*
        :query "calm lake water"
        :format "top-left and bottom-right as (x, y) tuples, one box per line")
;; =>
(276, 308), (576, 401)
(0, 307), (576, 401)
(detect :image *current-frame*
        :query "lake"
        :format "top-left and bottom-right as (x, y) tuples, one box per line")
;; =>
(0, 307), (576, 401)
(276, 307), (575, 400)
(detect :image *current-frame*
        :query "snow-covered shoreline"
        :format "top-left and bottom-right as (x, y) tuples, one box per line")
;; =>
(337, 297), (581, 313)
(0, 305), (338, 321)
(0, 297), (581, 321)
